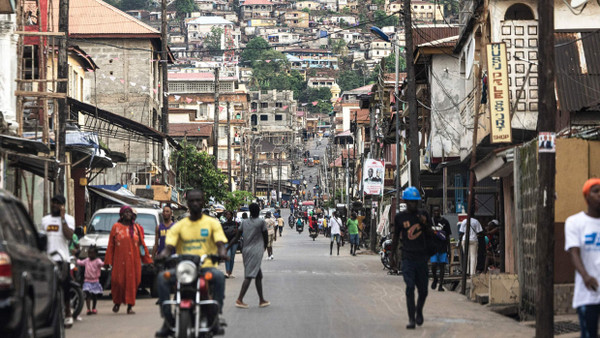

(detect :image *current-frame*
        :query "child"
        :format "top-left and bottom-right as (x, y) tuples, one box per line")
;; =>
(76, 246), (104, 315)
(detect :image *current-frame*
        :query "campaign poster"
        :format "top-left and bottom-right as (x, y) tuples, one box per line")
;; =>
(363, 159), (385, 196)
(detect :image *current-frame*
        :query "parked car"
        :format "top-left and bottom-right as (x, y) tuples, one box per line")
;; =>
(79, 206), (159, 296)
(307, 158), (315, 167)
(313, 155), (320, 165)
(0, 190), (65, 337)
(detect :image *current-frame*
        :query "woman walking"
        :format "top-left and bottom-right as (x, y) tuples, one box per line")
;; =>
(222, 210), (239, 278)
(104, 206), (152, 314)
(227, 203), (270, 308)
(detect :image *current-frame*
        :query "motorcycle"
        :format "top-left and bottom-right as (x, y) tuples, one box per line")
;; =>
(288, 216), (295, 229)
(161, 254), (224, 338)
(69, 258), (85, 319)
(309, 226), (318, 241)
(296, 221), (304, 234)
(379, 235), (393, 271)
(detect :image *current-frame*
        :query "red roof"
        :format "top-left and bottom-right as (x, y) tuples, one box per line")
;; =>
(169, 72), (237, 81)
(169, 123), (212, 137)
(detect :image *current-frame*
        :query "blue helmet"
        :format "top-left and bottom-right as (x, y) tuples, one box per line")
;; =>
(402, 187), (421, 201)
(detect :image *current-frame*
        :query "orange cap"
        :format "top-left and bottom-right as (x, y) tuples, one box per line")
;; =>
(583, 178), (600, 198)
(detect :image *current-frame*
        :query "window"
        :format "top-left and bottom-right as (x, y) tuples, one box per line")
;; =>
(276, 102), (283, 107)
(218, 149), (228, 160)
(261, 102), (268, 108)
(260, 115), (269, 121)
(197, 104), (208, 119)
(275, 114), (283, 121)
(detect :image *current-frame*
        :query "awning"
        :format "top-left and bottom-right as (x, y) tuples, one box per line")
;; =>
(472, 148), (515, 182)
(68, 98), (180, 149)
(88, 186), (160, 208)
(0, 134), (50, 154)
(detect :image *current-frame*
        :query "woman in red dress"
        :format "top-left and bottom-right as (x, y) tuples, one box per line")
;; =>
(104, 206), (152, 314)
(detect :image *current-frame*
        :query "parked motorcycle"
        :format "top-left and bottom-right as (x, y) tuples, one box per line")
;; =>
(161, 254), (224, 338)
(379, 235), (393, 270)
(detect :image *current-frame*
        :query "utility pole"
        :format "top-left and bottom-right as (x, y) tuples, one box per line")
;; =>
(227, 101), (232, 191)
(536, 0), (556, 336)
(251, 135), (256, 196)
(241, 132), (246, 191)
(403, 0), (419, 189)
(213, 67), (220, 169)
(394, 31), (401, 212)
(161, 0), (168, 135)
(55, 0), (69, 195)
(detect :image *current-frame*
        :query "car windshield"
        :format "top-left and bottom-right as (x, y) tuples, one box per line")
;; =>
(88, 213), (157, 235)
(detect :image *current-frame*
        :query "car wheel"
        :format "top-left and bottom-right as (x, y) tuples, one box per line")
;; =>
(51, 288), (65, 338)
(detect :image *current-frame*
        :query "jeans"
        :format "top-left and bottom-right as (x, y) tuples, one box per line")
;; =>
(402, 258), (429, 322)
(578, 304), (600, 338)
(226, 243), (238, 273)
(157, 267), (225, 324)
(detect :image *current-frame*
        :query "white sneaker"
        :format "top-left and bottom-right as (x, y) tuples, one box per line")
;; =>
(270, 256), (274, 260)
(64, 317), (74, 326)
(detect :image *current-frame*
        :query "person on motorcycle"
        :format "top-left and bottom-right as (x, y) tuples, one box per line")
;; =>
(155, 189), (229, 338)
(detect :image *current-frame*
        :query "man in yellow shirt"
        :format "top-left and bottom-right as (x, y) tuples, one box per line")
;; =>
(155, 189), (228, 337)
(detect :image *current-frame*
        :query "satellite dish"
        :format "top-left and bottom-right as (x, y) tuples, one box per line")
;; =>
(571, 0), (589, 7)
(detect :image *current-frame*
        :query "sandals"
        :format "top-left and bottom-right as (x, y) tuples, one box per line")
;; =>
(235, 300), (249, 309)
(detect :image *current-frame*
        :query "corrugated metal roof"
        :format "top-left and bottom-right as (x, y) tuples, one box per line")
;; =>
(168, 72), (237, 81)
(169, 123), (213, 137)
(555, 31), (600, 112)
(187, 16), (233, 25)
(52, 0), (159, 36)
(412, 27), (459, 50)
(241, 0), (273, 5)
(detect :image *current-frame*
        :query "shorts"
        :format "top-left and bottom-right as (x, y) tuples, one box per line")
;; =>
(267, 234), (274, 247)
(349, 233), (359, 245)
(331, 233), (340, 243)
(430, 252), (448, 264)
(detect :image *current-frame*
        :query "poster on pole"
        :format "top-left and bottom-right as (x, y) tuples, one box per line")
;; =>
(363, 159), (385, 196)
(486, 42), (512, 143)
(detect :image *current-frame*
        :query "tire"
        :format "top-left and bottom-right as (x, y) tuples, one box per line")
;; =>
(177, 310), (192, 338)
(51, 288), (65, 338)
(69, 286), (84, 319)
(15, 296), (35, 338)
(381, 254), (392, 270)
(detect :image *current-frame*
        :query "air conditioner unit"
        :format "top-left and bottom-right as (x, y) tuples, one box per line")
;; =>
(571, 0), (589, 8)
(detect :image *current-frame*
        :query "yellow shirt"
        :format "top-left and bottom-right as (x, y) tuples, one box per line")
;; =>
(277, 218), (284, 226)
(166, 215), (228, 268)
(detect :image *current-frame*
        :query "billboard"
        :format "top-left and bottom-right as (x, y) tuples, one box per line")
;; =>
(486, 42), (512, 143)
(363, 159), (385, 196)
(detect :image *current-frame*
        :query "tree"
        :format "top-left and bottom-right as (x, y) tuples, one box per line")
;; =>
(337, 70), (362, 92)
(118, 0), (149, 10)
(328, 38), (347, 56)
(173, 0), (196, 49)
(240, 37), (270, 66)
(223, 190), (254, 211)
(171, 142), (228, 202)
(383, 53), (407, 73)
(298, 87), (332, 114)
(373, 10), (399, 27)
(205, 27), (224, 57)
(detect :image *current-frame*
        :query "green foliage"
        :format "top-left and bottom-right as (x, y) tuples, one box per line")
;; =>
(372, 0), (385, 6)
(383, 53), (406, 73)
(223, 190), (254, 211)
(337, 70), (362, 92)
(301, 8), (310, 14)
(373, 10), (398, 27)
(171, 142), (228, 202)
(174, 0), (195, 17)
(108, 0), (150, 10)
(240, 37), (270, 66)
(205, 27), (224, 56)
(298, 87), (332, 114)
(340, 7), (351, 15)
(328, 38), (347, 56)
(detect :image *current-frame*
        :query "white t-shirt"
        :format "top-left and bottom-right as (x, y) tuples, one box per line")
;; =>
(330, 217), (342, 235)
(564, 211), (600, 309)
(41, 214), (75, 262)
(459, 218), (483, 242)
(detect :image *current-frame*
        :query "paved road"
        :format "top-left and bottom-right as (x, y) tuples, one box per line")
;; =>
(67, 209), (534, 338)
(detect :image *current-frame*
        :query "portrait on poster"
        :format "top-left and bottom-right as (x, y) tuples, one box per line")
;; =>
(538, 132), (556, 153)
(363, 159), (385, 196)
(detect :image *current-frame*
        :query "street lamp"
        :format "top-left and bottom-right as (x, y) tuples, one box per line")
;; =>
(370, 26), (402, 212)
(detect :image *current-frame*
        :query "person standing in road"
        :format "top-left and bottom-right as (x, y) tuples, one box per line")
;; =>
(390, 187), (432, 329)
(228, 203), (270, 309)
(329, 212), (342, 255)
(429, 206), (452, 292)
(104, 206), (152, 315)
(459, 217), (483, 276)
(152, 205), (174, 258)
(566, 178), (600, 338)
(42, 195), (75, 327)
(264, 211), (276, 260)
(222, 210), (239, 278)
(76, 246), (104, 315)
(277, 214), (284, 237)
(347, 212), (359, 256)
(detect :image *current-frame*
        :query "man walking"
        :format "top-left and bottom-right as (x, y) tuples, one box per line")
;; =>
(347, 212), (359, 256)
(329, 212), (342, 255)
(459, 216), (483, 276)
(565, 178), (600, 338)
(42, 195), (75, 327)
(276, 214), (284, 237)
(390, 187), (431, 329)
(430, 206), (452, 291)
(264, 212), (276, 260)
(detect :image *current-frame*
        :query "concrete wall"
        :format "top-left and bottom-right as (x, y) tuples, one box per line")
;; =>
(77, 38), (163, 185)
(429, 54), (462, 158)
(0, 15), (17, 132)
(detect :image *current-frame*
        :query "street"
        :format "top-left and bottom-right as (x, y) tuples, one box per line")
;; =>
(67, 209), (534, 338)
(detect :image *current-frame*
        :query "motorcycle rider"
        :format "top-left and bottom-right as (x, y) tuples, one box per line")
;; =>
(155, 189), (229, 338)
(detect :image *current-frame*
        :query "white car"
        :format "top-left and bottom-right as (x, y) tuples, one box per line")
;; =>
(79, 207), (160, 295)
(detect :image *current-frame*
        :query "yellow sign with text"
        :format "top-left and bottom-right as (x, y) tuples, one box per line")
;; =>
(487, 43), (512, 143)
